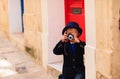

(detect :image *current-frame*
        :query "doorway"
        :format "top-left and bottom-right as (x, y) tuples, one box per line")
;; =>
(8, 0), (24, 50)
(40, 0), (96, 79)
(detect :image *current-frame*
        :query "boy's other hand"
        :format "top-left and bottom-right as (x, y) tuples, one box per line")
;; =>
(61, 31), (68, 42)
(70, 35), (80, 44)
(74, 36), (80, 43)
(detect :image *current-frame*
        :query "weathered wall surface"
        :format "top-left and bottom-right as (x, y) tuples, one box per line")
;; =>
(0, 0), (9, 37)
(111, 0), (120, 79)
(24, 0), (43, 65)
(96, 0), (120, 79)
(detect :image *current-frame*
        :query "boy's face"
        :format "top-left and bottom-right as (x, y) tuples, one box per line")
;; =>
(66, 28), (80, 37)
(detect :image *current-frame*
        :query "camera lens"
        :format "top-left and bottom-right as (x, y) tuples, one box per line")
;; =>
(67, 33), (74, 40)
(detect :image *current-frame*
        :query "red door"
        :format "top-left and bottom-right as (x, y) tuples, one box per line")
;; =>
(65, 0), (86, 42)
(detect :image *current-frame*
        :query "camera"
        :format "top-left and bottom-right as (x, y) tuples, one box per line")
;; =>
(67, 33), (74, 40)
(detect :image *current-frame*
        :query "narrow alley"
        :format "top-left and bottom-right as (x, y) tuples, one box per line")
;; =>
(0, 0), (120, 79)
(0, 35), (50, 79)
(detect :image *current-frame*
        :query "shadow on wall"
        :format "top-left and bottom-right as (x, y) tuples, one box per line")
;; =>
(25, 46), (36, 59)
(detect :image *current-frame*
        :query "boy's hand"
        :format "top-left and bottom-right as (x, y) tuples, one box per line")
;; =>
(74, 36), (80, 43)
(70, 33), (80, 44)
(61, 31), (68, 42)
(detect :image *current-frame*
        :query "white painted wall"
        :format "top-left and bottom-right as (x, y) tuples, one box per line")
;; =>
(47, 0), (65, 63)
(85, 0), (96, 79)
(41, 0), (65, 64)
(8, 0), (22, 33)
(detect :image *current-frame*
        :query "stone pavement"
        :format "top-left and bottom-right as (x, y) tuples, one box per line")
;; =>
(0, 35), (51, 79)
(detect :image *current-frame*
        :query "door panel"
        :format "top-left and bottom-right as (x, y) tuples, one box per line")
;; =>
(65, 0), (85, 42)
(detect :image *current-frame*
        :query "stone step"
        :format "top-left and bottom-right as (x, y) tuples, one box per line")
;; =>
(47, 62), (62, 79)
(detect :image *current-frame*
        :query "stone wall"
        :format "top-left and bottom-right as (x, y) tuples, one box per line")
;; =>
(23, 0), (43, 66)
(0, 0), (9, 37)
(111, 0), (120, 78)
(96, 0), (120, 79)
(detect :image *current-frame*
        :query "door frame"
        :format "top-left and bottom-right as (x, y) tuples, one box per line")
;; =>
(20, 0), (24, 32)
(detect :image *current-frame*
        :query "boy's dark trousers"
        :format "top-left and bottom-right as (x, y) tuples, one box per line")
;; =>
(59, 72), (85, 79)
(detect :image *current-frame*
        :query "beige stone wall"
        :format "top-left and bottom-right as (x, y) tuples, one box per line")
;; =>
(111, 0), (120, 79)
(24, 0), (43, 66)
(0, 0), (9, 37)
(96, 0), (120, 79)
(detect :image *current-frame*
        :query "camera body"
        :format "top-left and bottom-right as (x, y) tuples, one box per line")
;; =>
(67, 33), (74, 40)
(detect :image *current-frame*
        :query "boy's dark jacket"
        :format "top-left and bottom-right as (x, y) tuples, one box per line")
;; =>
(53, 40), (86, 78)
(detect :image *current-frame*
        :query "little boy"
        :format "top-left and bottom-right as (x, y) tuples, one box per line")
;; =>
(53, 22), (86, 79)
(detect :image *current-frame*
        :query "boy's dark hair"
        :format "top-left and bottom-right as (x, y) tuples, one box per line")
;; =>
(62, 22), (82, 36)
